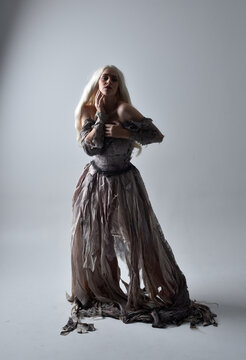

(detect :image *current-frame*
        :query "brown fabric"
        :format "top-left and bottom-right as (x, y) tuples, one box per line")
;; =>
(61, 129), (218, 335)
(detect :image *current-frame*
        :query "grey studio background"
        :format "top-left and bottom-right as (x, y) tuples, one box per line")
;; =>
(0, 0), (245, 359)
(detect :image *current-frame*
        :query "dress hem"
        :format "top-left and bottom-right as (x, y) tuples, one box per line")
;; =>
(60, 292), (218, 335)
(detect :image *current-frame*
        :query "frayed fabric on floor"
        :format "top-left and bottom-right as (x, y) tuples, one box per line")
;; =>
(60, 294), (218, 335)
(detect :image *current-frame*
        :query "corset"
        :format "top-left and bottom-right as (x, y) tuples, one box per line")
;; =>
(90, 138), (135, 176)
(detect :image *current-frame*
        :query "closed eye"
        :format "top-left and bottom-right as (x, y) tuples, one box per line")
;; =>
(101, 75), (118, 82)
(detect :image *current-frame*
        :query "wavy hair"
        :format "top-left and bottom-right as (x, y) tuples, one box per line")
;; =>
(74, 65), (142, 156)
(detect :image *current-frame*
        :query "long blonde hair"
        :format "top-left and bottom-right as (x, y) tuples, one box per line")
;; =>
(74, 65), (142, 156)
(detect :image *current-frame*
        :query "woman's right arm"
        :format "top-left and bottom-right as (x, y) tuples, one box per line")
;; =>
(80, 107), (109, 156)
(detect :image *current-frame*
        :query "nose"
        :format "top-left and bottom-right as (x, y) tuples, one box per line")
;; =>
(106, 80), (112, 88)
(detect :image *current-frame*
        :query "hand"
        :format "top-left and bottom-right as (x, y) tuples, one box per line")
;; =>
(95, 90), (106, 113)
(104, 121), (130, 139)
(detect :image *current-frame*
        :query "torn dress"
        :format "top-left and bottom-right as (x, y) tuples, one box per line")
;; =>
(60, 111), (218, 335)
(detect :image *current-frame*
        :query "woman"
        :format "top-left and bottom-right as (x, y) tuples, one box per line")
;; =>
(60, 65), (218, 335)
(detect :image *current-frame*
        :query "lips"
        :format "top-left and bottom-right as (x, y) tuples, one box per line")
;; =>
(105, 86), (112, 89)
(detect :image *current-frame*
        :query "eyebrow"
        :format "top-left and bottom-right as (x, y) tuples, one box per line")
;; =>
(102, 73), (118, 77)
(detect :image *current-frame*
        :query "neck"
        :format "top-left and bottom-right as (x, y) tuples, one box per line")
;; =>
(103, 95), (118, 113)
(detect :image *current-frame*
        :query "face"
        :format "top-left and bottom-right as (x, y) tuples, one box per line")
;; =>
(98, 68), (119, 96)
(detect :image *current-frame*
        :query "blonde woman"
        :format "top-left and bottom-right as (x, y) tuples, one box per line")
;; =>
(61, 65), (218, 335)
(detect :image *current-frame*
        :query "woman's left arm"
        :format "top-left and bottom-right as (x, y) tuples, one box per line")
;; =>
(117, 103), (165, 145)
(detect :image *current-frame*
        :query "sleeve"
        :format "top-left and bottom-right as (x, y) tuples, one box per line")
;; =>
(79, 111), (109, 156)
(122, 117), (164, 145)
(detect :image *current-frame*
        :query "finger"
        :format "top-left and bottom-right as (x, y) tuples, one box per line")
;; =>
(97, 91), (102, 101)
(95, 90), (101, 101)
(95, 91), (99, 104)
(104, 126), (112, 133)
(99, 95), (105, 106)
(95, 91), (103, 108)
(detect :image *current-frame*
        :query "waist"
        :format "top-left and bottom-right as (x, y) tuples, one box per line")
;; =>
(90, 160), (134, 177)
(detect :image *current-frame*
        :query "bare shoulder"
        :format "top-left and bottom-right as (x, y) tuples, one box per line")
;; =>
(117, 102), (144, 123)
